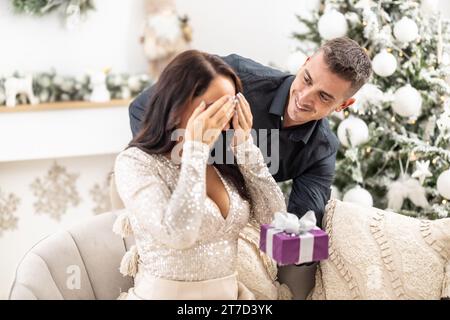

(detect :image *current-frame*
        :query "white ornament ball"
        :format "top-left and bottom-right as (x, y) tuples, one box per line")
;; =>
(352, 83), (384, 113)
(318, 10), (348, 40)
(437, 169), (450, 199)
(393, 17), (419, 43)
(392, 84), (422, 118)
(330, 185), (341, 200)
(372, 50), (397, 77)
(420, 0), (440, 16)
(286, 51), (308, 74)
(337, 116), (369, 148)
(343, 186), (373, 207)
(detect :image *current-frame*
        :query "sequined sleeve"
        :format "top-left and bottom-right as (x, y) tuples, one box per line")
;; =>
(114, 141), (210, 250)
(231, 136), (287, 224)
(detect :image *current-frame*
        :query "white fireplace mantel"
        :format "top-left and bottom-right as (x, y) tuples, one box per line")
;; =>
(0, 100), (133, 162)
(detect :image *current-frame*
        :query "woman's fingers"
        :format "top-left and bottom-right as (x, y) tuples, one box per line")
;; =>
(203, 95), (232, 118)
(232, 109), (239, 130)
(237, 93), (253, 126)
(215, 101), (236, 130)
(236, 99), (249, 129)
(186, 94), (252, 148)
(189, 101), (206, 122)
(211, 97), (235, 124)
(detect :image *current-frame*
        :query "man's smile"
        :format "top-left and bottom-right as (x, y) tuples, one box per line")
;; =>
(294, 95), (312, 113)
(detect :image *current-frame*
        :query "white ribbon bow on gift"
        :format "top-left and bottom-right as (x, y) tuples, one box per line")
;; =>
(271, 210), (317, 235)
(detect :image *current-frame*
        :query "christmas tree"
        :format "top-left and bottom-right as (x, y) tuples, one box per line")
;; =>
(285, 0), (450, 219)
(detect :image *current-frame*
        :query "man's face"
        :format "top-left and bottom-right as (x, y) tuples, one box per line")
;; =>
(286, 51), (355, 126)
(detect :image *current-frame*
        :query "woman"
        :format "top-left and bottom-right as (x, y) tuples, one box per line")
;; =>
(113, 50), (287, 300)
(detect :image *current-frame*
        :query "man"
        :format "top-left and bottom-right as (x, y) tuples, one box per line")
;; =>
(128, 37), (372, 299)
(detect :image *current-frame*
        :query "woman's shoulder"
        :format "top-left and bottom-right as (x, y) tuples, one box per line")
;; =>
(117, 146), (155, 160)
(115, 147), (163, 174)
(113, 147), (169, 200)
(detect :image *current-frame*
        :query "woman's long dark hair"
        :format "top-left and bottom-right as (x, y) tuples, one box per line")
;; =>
(128, 50), (251, 203)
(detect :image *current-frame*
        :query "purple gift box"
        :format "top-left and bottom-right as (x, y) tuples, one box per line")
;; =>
(259, 224), (329, 266)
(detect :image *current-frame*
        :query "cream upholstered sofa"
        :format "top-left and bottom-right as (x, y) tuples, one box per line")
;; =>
(8, 211), (135, 300)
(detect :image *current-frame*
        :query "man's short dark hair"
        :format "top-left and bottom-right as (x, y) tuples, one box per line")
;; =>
(319, 37), (372, 96)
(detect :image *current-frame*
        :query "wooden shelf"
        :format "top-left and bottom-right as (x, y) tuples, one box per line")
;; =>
(0, 99), (132, 113)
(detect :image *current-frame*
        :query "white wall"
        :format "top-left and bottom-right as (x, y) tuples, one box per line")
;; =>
(175, 0), (319, 66)
(0, 0), (320, 77)
(1, 0), (448, 76)
(441, 0), (450, 18)
(0, 0), (148, 76)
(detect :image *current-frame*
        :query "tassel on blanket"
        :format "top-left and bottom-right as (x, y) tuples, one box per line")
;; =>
(113, 211), (133, 238)
(119, 245), (139, 277)
(277, 282), (293, 300)
(117, 291), (128, 300)
(442, 264), (450, 300)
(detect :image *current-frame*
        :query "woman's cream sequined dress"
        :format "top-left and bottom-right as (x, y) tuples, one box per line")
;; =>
(113, 136), (288, 299)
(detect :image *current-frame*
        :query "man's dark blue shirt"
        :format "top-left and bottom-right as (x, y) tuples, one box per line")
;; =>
(128, 54), (339, 227)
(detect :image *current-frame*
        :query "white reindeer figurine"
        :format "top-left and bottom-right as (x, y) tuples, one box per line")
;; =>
(89, 69), (111, 103)
(5, 75), (39, 108)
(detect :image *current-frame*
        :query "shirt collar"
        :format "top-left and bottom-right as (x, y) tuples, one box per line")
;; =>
(268, 75), (318, 145)
(269, 75), (294, 117)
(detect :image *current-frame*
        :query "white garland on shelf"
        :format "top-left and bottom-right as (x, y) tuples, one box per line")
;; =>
(0, 71), (152, 106)
(12, 0), (95, 29)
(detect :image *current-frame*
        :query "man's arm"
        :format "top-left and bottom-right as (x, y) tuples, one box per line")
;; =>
(221, 54), (289, 80)
(287, 150), (337, 228)
(129, 85), (155, 138)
